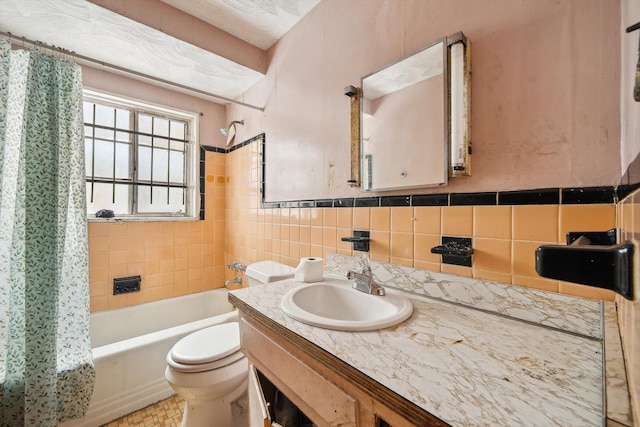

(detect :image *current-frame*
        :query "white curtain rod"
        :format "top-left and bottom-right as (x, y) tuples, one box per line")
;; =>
(0, 31), (265, 112)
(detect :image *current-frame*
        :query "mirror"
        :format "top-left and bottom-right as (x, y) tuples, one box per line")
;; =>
(360, 39), (448, 192)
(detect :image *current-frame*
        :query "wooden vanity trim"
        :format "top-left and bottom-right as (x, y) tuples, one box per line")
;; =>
(230, 295), (450, 427)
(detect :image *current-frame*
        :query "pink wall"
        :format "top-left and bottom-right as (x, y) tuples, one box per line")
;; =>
(82, 67), (227, 147)
(228, 0), (621, 201)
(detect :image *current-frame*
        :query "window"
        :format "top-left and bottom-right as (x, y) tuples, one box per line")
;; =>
(83, 90), (199, 219)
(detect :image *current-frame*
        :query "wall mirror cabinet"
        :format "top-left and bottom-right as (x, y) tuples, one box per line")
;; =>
(360, 32), (470, 192)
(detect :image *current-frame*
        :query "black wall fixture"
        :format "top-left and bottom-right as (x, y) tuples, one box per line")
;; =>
(536, 229), (634, 300)
(431, 236), (473, 267)
(113, 276), (141, 295)
(341, 230), (370, 252)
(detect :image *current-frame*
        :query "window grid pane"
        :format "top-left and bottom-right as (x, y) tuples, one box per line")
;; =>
(88, 104), (96, 204)
(84, 100), (191, 217)
(110, 108), (116, 203)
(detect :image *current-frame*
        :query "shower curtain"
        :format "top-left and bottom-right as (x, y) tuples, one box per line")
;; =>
(0, 36), (94, 426)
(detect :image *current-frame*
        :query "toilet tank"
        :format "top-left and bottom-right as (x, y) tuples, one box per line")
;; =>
(245, 261), (295, 286)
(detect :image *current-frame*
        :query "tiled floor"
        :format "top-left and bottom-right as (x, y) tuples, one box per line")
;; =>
(103, 395), (184, 427)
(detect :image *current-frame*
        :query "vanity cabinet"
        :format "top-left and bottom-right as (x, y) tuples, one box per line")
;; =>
(238, 310), (447, 427)
(231, 268), (621, 427)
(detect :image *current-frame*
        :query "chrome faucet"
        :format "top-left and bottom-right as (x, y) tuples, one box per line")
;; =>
(224, 276), (242, 288)
(346, 256), (385, 296)
(227, 261), (246, 272)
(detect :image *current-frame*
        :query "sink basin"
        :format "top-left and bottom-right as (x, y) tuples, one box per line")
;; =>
(280, 280), (413, 331)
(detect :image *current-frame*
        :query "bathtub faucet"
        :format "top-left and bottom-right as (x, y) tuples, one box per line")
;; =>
(227, 261), (246, 272)
(224, 276), (242, 288)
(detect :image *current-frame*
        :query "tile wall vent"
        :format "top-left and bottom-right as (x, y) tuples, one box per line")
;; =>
(113, 275), (141, 295)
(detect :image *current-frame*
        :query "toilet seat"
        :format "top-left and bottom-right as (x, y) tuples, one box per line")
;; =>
(167, 323), (244, 373)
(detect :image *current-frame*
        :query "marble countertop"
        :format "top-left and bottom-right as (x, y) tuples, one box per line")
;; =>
(230, 255), (615, 426)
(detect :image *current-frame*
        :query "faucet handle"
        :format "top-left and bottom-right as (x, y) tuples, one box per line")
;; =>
(227, 261), (247, 272)
(356, 253), (371, 274)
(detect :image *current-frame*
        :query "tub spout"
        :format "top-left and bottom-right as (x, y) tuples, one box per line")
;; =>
(224, 277), (242, 288)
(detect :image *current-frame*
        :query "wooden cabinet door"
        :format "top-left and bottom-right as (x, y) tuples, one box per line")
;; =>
(248, 364), (271, 427)
(241, 317), (357, 427)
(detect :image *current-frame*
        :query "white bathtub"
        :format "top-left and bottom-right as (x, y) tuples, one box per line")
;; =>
(61, 289), (237, 427)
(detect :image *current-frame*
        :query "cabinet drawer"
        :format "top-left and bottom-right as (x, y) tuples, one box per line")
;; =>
(241, 317), (357, 427)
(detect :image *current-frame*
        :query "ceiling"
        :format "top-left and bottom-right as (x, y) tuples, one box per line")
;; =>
(0, 0), (320, 106)
(161, 0), (320, 50)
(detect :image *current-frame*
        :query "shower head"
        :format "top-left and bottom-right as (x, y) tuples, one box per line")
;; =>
(220, 120), (243, 136)
(220, 120), (244, 146)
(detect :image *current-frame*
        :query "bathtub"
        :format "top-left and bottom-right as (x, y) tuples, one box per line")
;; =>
(61, 289), (237, 427)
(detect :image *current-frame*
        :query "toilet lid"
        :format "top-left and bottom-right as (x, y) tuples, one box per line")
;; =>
(167, 349), (245, 373)
(246, 260), (295, 283)
(170, 323), (240, 365)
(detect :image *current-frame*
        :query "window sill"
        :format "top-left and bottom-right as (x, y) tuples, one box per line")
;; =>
(87, 216), (199, 223)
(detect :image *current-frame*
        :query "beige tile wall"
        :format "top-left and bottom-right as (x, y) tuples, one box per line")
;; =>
(618, 188), (640, 425)
(225, 142), (617, 301)
(88, 141), (623, 308)
(88, 150), (226, 312)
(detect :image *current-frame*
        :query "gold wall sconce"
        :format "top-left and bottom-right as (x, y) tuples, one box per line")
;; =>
(627, 21), (640, 102)
(344, 85), (361, 187)
(220, 120), (244, 147)
(447, 32), (471, 177)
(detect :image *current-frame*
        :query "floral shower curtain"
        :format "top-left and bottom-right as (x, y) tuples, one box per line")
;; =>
(0, 36), (94, 426)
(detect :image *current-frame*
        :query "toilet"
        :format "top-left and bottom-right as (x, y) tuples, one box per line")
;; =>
(165, 260), (295, 427)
